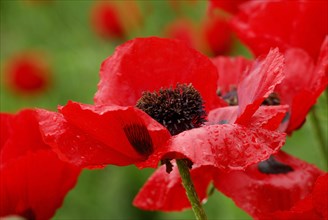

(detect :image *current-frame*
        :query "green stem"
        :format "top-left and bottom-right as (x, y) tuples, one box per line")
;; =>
(310, 106), (328, 168)
(176, 159), (208, 220)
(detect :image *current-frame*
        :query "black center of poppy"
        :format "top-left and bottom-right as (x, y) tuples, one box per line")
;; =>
(123, 123), (154, 157)
(136, 83), (206, 136)
(258, 156), (294, 174)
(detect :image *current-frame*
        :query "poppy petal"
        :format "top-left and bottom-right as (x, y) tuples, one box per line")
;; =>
(276, 39), (328, 133)
(208, 105), (288, 131)
(0, 150), (80, 220)
(211, 56), (251, 96)
(213, 151), (324, 218)
(236, 48), (285, 125)
(0, 110), (81, 220)
(0, 110), (49, 164)
(312, 174), (328, 218)
(133, 164), (214, 211)
(37, 101), (171, 168)
(94, 37), (222, 112)
(264, 174), (327, 220)
(231, 0), (328, 60)
(247, 105), (288, 131)
(143, 124), (285, 170)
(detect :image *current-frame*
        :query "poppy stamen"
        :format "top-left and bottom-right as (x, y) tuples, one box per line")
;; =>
(136, 83), (206, 136)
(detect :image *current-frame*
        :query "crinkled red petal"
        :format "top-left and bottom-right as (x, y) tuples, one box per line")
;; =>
(232, 0), (328, 60)
(94, 37), (222, 112)
(142, 124), (285, 170)
(37, 101), (170, 168)
(211, 56), (251, 96)
(236, 49), (285, 125)
(0, 110), (49, 164)
(213, 151), (324, 218)
(133, 164), (214, 211)
(208, 106), (238, 125)
(247, 105), (288, 131)
(0, 150), (81, 220)
(208, 105), (288, 132)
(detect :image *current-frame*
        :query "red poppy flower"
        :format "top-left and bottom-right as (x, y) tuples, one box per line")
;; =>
(132, 46), (289, 211)
(231, 0), (328, 60)
(212, 37), (328, 134)
(90, 2), (124, 39)
(208, 0), (248, 15)
(202, 14), (233, 56)
(213, 152), (325, 219)
(2, 52), (51, 95)
(164, 15), (233, 56)
(90, 1), (142, 40)
(263, 173), (328, 220)
(0, 110), (81, 220)
(164, 19), (197, 48)
(38, 37), (286, 172)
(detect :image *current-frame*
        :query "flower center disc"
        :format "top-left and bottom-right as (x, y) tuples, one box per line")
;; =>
(136, 83), (206, 135)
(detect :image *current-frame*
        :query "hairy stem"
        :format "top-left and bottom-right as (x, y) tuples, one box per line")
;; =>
(176, 159), (208, 220)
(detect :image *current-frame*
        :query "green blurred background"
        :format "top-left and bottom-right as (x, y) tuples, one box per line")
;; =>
(1, 1), (327, 219)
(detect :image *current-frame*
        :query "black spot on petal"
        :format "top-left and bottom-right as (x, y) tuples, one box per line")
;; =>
(123, 123), (154, 157)
(258, 156), (294, 174)
(21, 208), (36, 220)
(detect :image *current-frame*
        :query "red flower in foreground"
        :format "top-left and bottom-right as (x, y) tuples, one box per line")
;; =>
(133, 47), (290, 211)
(0, 110), (81, 220)
(231, 0), (328, 60)
(212, 37), (328, 134)
(2, 52), (51, 95)
(38, 37), (286, 173)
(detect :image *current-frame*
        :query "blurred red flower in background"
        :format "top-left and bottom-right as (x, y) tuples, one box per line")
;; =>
(231, 0), (328, 60)
(164, 14), (233, 56)
(208, 0), (248, 14)
(0, 110), (81, 220)
(202, 14), (232, 56)
(2, 52), (51, 95)
(90, 1), (142, 40)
